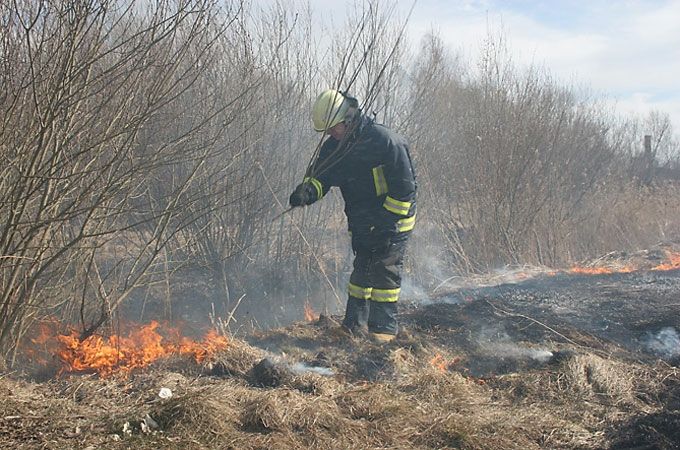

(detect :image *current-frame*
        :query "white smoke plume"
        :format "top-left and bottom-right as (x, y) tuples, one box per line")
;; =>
(289, 362), (335, 376)
(262, 350), (335, 377)
(644, 327), (680, 358)
(477, 326), (553, 362)
(403, 229), (553, 306)
(491, 343), (554, 362)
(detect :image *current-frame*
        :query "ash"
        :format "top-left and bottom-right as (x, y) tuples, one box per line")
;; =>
(403, 267), (680, 375)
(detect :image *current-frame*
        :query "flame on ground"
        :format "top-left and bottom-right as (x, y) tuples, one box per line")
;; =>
(566, 251), (680, 276)
(55, 321), (228, 377)
(652, 252), (680, 271)
(430, 354), (447, 372)
(567, 265), (635, 275)
(429, 353), (460, 372)
(304, 302), (319, 322)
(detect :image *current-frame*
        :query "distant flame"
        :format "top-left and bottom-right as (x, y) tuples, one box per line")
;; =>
(304, 302), (319, 322)
(652, 252), (680, 271)
(430, 354), (447, 372)
(429, 353), (460, 372)
(54, 321), (228, 377)
(568, 265), (635, 275)
(566, 251), (680, 276)
(26, 320), (62, 366)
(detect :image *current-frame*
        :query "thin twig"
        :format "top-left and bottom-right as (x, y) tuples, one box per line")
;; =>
(485, 300), (584, 348)
(302, 2), (414, 182)
(257, 163), (341, 306)
(225, 293), (246, 330)
(271, 207), (295, 222)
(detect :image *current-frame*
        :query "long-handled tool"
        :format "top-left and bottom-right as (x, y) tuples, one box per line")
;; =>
(271, 206), (295, 222)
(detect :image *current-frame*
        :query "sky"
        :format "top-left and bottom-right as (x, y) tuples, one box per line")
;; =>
(256, 0), (680, 135)
(404, 0), (680, 133)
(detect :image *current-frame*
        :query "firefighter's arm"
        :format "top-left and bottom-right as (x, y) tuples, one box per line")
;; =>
(381, 138), (416, 218)
(289, 141), (335, 207)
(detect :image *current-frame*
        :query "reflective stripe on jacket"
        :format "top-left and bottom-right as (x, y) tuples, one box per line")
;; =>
(304, 114), (417, 239)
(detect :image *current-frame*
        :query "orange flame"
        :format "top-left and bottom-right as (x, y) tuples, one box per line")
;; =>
(430, 353), (447, 372)
(304, 302), (319, 322)
(567, 265), (635, 275)
(55, 321), (228, 377)
(566, 251), (680, 275)
(652, 252), (680, 271)
(429, 353), (462, 373)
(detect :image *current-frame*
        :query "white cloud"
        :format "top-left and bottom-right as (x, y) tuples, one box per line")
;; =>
(630, 1), (680, 43)
(263, 0), (680, 132)
(404, 0), (680, 133)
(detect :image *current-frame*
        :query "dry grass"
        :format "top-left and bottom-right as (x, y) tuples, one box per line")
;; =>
(1, 311), (679, 449)
(572, 183), (680, 260)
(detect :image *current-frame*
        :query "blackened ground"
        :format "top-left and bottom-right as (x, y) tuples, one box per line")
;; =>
(403, 269), (680, 368)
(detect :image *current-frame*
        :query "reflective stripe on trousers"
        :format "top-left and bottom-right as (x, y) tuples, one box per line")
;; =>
(344, 237), (409, 334)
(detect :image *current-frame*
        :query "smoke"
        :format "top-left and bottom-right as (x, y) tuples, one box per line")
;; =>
(400, 278), (436, 305)
(490, 343), (554, 362)
(643, 327), (680, 358)
(404, 229), (555, 306)
(289, 362), (335, 376)
(403, 230), (458, 305)
(261, 350), (335, 377)
(477, 326), (553, 362)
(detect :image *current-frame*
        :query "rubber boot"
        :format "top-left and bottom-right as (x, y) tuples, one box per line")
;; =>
(367, 301), (398, 335)
(369, 332), (396, 344)
(342, 296), (369, 335)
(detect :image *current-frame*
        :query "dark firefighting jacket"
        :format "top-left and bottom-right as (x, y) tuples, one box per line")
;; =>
(303, 114), (416, 242)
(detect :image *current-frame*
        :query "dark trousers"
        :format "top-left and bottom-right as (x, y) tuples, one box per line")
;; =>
(342, 237), (408, 335)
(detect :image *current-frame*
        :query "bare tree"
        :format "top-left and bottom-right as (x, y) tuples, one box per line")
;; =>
(0, 0), (249, 358)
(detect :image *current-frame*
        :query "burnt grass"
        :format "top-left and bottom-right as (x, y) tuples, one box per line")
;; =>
(2, 266), (680, 449)
(406, 269), (680, 372)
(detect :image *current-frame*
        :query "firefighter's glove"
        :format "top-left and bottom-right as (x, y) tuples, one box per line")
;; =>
(289, 183), (315, 207)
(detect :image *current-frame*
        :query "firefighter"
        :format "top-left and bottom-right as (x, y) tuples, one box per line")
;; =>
(288, 89), (416, 343)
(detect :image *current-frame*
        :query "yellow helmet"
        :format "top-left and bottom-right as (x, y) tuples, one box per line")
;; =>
(311, 89), (351, 132)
